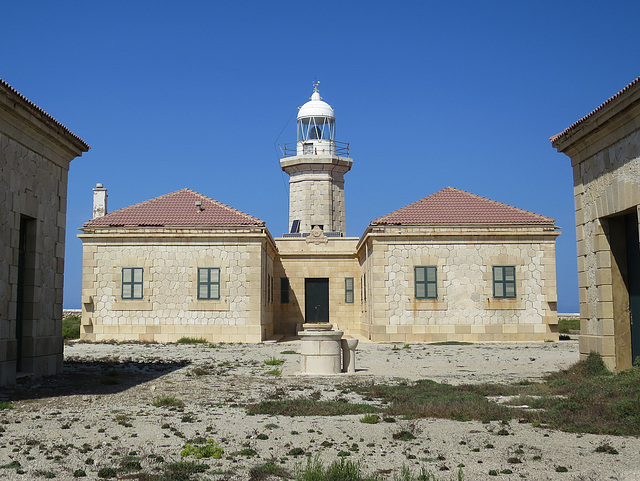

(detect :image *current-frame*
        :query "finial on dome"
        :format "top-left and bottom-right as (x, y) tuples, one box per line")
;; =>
(313, 79), (320, 93)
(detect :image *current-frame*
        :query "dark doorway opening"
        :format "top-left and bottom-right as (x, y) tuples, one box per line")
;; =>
(305, 278), (329, 323)
(16, 216), (36, 373)
(607, 209), (640, 368)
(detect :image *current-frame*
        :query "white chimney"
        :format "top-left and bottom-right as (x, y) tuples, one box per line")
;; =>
(93, 183), (108, 219)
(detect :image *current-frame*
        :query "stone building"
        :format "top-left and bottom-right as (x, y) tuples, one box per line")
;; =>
(79, 188), (276, 343)
(0, 79), (89, 385)
(552, 77), (640, 370)
(80, 85), (559, 343)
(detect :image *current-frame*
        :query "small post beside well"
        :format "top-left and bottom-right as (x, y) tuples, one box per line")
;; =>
(341, 338), (359, 373)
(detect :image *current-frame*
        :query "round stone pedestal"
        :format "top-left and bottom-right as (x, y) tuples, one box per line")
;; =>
(299, 329), (344, 374)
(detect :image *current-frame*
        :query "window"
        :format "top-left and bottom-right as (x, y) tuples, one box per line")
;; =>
(415, 266), (437, 299)
(122, 267), (143, 299)
(281, 277), (290, 304)
(345, 277), (354, 303)
(493, 266), (516, 298)
(198, 267), (220, 300)
(362, 274), (367, 302)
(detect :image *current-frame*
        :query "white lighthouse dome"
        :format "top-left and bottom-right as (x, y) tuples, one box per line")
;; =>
(297, 90), (335, 120)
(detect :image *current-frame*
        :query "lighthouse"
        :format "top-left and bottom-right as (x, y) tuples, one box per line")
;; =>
(280, 82), (353, 237)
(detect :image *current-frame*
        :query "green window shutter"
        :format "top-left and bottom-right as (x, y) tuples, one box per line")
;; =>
(198, 267), (220, 300)
(345, 277), (354, 303)
(415, 266), (437, 299)
(122, 267), (143, 300)
(493, 266), (516, 299)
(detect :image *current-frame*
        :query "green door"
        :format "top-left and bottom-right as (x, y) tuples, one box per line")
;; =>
(305, 278), (329, 323)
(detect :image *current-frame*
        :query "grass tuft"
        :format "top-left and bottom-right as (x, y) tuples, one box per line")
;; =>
(247, 398), (379, 417)
(359, 414), (380, 424)
(177, 337), (208, 344)
(265, 356), (284, 366)
(152, 395), (185, 409)
(249, 460), (291, 480)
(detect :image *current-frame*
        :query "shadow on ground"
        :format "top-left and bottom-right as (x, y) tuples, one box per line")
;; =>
(1, 359), (190, 402)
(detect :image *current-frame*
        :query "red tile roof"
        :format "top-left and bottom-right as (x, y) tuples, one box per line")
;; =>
(371, 187), (554, 225)
(85, 188), (265, 227)
(550, 76), (640, 145)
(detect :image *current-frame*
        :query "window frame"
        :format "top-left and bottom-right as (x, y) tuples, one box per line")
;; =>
(345, 277), (354, 303)
(122, 267), (144, 300)
(197, 267), (221, 300)
(414, 266), (438, 299)
(493, 265), (516, 299)
(280, 277), (290, 304)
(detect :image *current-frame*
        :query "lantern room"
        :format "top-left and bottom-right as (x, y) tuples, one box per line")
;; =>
(296, 81), (336, 155)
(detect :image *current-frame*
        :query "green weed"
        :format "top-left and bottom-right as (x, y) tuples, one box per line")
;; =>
(180, 439), (224, 459)
(247, 398), (379, 416)
(359, 414), (380, 424)
(152, 395), (185, 409)
(177, 337), (207, 344)
(265, 356), (284, 366)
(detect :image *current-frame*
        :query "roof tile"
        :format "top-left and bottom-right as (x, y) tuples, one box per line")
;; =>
(371, 187), (554, 225)
(85, 188), (264, 227)
(550, 76), (640, 144)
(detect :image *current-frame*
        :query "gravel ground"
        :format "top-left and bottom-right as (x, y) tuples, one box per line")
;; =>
(1, 339), (639, 480)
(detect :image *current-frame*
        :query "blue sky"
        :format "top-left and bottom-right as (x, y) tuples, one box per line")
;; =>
(2, 1), (638, 312)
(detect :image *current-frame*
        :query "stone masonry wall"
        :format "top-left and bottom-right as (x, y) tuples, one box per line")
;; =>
(274, 238), (361, 337)
(573, 129), (640, 369)
(0, 132), (67, 384)
(81, 235), (270, 343)
(364, 231), (558, 343)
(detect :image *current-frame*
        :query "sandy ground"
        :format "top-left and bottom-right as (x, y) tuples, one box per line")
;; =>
(1, 339), (639, 480)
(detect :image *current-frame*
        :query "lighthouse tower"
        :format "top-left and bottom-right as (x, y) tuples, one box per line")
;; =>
(280, 82), (353, 237)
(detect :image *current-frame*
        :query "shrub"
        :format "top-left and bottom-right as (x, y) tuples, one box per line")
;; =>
(180, 439), (224, 459)
(63, 315), (81, 340)
(360, 414), (380, 424)
(97, 467), (117, 478)
(594, 443), (618, 454)
(392, 430), (416, 441)
(249, 460), (291, 480)
(0, 402), (13, 410)
(558, 318), (580, 334)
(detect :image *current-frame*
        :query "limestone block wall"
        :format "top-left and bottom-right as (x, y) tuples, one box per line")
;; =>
(572, 130), (640, 369)
(273, 238), (361, 337)
(80, 232), (273, 343)
(0, 133), (68, 384)
(359, 228), (559, 343)
(280, 156), (352, 235)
